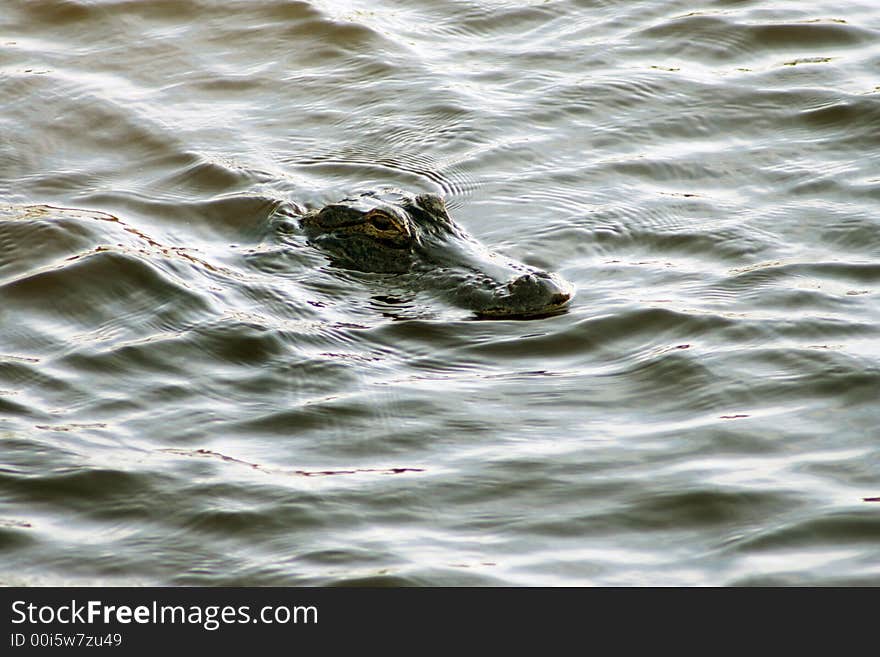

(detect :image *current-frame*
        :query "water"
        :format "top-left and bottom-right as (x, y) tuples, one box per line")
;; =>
(1, 0), (878, 586)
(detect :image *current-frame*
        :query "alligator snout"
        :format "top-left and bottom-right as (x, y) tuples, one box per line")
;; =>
(510, 271), (572, 306)
(509, 272), (563, 298)
(474, 270), (573, 319)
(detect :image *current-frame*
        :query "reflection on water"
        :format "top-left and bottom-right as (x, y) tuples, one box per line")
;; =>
(1, 0), (879, 585)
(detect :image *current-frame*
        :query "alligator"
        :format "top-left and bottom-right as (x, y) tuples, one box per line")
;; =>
(300, 190), (573, 319)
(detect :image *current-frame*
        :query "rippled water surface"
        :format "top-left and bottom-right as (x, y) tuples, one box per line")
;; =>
(2, 0), (879, 585)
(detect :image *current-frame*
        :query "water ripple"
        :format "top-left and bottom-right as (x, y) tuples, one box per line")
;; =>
(2, 0), (879, 586)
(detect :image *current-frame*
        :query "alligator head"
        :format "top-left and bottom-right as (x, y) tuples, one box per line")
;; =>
(301, 190), (573, 319)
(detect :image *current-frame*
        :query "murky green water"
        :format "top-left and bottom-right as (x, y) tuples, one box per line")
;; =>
(1, 0), (879, 585)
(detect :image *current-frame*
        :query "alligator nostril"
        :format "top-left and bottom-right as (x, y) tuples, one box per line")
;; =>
(508, 273), (538, 291)
(506, 271), (572, 305)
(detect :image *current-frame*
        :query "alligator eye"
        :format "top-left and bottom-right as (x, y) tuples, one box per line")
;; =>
(368, 213), (394, 231)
